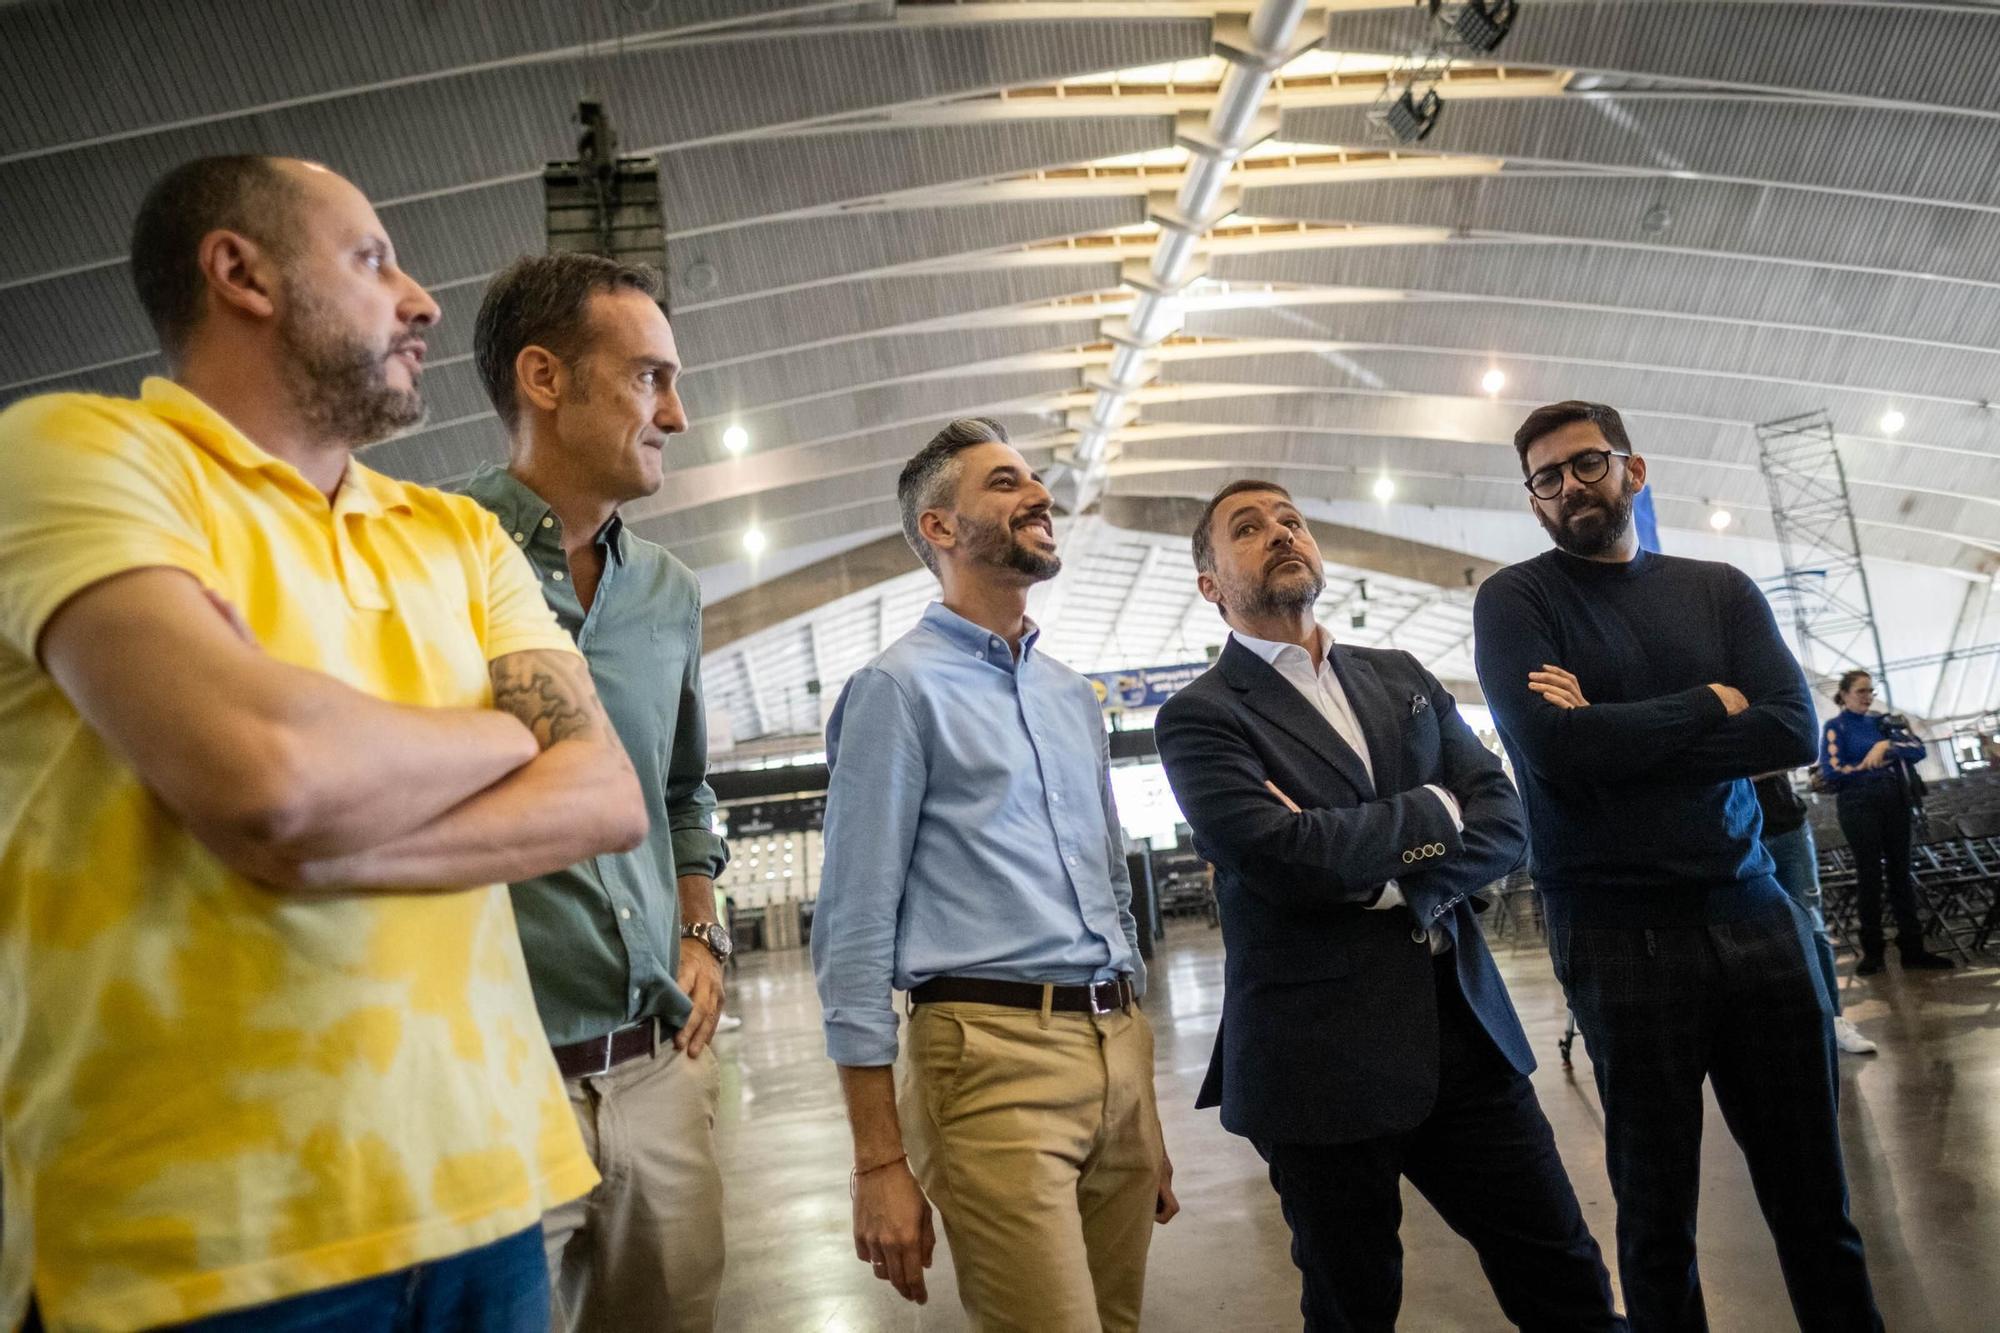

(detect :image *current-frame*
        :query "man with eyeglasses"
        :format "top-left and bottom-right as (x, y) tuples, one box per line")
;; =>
(1473, 401), (1882, 1332)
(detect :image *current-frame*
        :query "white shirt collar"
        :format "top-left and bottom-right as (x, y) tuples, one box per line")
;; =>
(1229, 624), (1333, 670)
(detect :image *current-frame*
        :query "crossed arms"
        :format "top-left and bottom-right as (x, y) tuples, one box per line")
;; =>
(1471, 569), (1816, 786)
(1154, 655), (1524, 912)
(38, 566), (647, 894)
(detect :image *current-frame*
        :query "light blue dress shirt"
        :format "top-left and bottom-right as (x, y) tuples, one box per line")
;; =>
(812, 602), (1144, 1067)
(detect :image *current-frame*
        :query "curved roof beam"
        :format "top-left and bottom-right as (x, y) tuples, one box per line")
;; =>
(1329, 2), (2000, 116)
(1243, 173), (2000, 290)
(1, 194), (1140, 403)
(1153, 343), (2000, 476)
(1207, 240), (2000, 353)
(1178, 301), (2000, 418)
(1285, 93), (2000, 212)
(0, 16), (1209, 284)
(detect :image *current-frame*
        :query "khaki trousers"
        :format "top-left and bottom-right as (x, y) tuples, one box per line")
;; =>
(899, 999), (1164, 1333)
(542, 1040), (725, 1333)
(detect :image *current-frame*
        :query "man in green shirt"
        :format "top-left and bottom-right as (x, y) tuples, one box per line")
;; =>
(466, 253), (733, 1332)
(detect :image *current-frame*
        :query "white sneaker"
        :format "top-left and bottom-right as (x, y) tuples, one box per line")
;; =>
(1833, 1018), (1878, 1055)
(715, 1012), (744, 1034)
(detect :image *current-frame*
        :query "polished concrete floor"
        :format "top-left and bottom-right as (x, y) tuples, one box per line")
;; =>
(706, 925), (2000, 1331)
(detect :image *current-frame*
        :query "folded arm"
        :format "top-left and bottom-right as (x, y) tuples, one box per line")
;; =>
(289, 648), (649, 892)
(1393, 656), (1527, 921)
(1473, 574), (1730, 782)
(39, 567), (540, 879)
(1154, 695), (1461, 908)
(1625, 571), (1816, 785)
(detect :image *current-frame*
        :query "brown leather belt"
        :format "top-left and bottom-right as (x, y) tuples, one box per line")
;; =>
(910, 976), (1134, 1015)
(551, 1017), (671, 1080)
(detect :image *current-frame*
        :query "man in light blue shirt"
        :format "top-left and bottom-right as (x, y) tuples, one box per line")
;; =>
(812, 418), (1177, 1332)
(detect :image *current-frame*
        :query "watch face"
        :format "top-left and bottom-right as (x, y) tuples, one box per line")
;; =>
(704, 923), (733, 957)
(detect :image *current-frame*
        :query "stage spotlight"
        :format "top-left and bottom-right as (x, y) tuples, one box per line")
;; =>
(1383, 86), (1443, 143)
(1453, 0), (1519, 54)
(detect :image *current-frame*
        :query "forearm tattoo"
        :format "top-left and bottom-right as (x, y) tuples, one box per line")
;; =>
(491, 652), (605, 748)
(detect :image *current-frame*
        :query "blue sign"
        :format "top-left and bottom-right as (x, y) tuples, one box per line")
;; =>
(1634, 484), (1662, 553)
(1085, 662), (1211, 712)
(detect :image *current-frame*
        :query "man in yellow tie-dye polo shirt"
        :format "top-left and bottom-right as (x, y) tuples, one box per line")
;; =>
(0, 157), (648, 1332)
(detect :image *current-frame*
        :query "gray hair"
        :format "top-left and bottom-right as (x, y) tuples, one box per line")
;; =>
(897, 417), (1010, 574)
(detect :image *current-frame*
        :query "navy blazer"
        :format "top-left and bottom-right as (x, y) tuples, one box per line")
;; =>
(1154, 637), (1533, 1146)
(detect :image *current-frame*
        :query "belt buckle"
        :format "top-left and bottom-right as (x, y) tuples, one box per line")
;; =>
(583, 1031), (617, 1079)
(1088, 982), (1112, 1015)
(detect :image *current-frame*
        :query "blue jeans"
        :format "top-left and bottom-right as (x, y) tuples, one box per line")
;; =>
(1761, 823), (1842, 1015)
(44, 1225), (551, 1333)
(1547, 886), (1879, 1333)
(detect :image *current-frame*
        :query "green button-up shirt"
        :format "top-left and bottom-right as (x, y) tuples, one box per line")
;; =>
(465, 465), (729, 1046)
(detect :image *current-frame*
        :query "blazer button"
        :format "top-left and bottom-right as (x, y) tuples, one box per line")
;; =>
(1411, 927), (1429, 945)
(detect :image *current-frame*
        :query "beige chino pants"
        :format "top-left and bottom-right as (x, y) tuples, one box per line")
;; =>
(542, 1040), (725, 1332)
(899, 999), (1164, 1333)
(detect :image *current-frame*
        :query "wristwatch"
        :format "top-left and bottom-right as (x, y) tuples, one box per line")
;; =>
(681, 921), (734, 963)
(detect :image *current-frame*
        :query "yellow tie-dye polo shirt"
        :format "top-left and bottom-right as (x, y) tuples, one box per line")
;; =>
(0, 380), (598, 1332)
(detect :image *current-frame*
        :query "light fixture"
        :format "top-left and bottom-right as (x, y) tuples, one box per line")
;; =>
(1480, 368), (1506, 395)
(1372, 475), (1397, 503)
(1879, 409), (1905, 435)
(1382, 86), (1443, 143)
(741, 527), (767, 555)
(1450, 0), (1519, 54)
(722, 424), (749, 454)
(1708, 507), (1733, 532)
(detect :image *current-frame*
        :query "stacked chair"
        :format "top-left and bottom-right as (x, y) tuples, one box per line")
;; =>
(1812, 770), (2000, 962)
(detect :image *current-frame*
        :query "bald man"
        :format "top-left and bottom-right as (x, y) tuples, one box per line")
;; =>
(0, 157), (642, 1331)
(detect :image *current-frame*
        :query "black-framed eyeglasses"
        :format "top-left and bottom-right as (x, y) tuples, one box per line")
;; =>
(1524, 448), (1629, 500)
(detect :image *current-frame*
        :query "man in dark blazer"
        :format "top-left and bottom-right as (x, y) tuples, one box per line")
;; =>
(1155, 480), (1623, 1333)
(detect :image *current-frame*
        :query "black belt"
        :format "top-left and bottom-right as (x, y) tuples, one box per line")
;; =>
(551, 1017), (671, 1080)
(910, 976), (1134, 1015)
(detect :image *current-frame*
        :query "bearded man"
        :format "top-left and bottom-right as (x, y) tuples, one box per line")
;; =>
(810, 418), (1177, 1332)
(1473, 400), (1882, 1332)
(1153, 479), (1621, 1333)
(0, 156), (641, 1331)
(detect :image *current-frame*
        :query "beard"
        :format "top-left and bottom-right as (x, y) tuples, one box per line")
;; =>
(276, 277), (426, 448)
(1537, 483), (1636, 558)
(960, 509), (1061, 583)
(1238, 553), (1324, 619)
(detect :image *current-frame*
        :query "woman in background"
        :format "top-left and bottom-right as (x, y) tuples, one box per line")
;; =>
(1817, 670), (1954, 975)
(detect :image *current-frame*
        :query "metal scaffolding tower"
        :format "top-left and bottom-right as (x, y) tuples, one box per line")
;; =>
(1755, 410), (1893, 703)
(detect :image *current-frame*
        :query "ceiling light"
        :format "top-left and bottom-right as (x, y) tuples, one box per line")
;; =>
(1708, 507), (1733, 532)
(741, 527), (767, 555)
(1879, 409), (1905, 435)
(1448, 0), (1519, 54)
(1480, 368), (1506, 395)
(722, 425), (749, 454)
(1372, 475), (1397, 503)
(1381, 86), (1443, 144)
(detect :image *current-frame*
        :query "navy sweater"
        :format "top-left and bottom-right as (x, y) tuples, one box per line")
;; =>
(1473, 549), (1817, 919)
(1818, 709), (1924, 795)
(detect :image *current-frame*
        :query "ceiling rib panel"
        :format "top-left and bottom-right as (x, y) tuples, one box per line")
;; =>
(1328, 3), (2000, 114)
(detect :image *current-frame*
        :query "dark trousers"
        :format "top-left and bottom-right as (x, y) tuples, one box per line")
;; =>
(1835, 784), (1924, 958)
(1551, 890), (1881, 1333)
(1255, 957), (1623, 1332)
